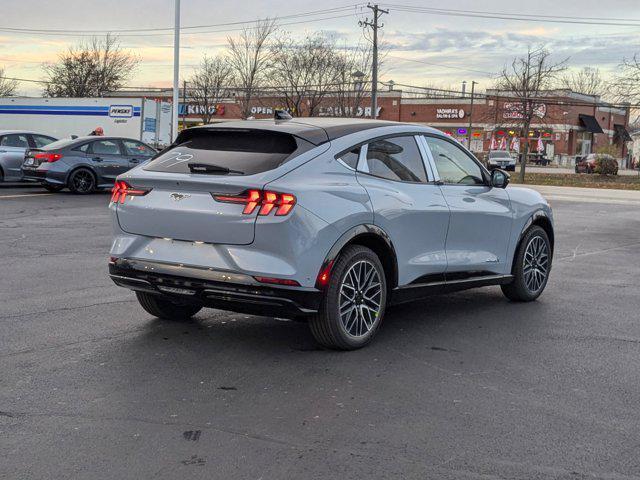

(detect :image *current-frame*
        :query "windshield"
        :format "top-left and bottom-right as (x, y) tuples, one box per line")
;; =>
(489, 151), (511, 159)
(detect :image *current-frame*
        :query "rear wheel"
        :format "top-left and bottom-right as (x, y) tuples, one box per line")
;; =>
(135, 291), (202, 321)
(309, 245), (387, 350)
(501, 226), (551, 302)
(68, 168), (96, 194)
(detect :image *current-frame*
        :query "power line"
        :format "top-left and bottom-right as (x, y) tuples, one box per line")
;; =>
(386, 55), (495, 76)
(382, 4), (640, 28)
(0, 6), (367, 37)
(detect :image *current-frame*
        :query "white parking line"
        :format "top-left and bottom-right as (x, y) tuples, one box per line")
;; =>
(0, 193), (54, 199)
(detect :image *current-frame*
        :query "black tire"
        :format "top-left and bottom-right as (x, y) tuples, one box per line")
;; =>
(135, 291), (202, 321)
(501, 225), (552, 302)
(0, 168), (4, 182)
(309, 245), (387, 350)
(67, 168), (96, 194)
(44, 184), (64, 192)
(575, 166), (579, 173)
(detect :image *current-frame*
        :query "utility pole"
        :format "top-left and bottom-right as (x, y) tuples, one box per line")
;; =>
(172, 0), (180, 141)
(360, 4), (388, 119)
(466, 81), (477, 149)
(182, 79), (187, 130)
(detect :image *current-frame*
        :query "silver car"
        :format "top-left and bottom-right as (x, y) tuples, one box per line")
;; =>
(487, 150), (516, 171)
(0, 130), (57, 182)
(109, 118), (553, 350)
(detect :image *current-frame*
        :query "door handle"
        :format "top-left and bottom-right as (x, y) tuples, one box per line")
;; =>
(92, 156), (103, 162)
(130, 158), (140, 164)
(0, 149), (7, 153)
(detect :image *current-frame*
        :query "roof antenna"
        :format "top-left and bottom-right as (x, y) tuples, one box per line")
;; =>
(274, 109), (292, 120)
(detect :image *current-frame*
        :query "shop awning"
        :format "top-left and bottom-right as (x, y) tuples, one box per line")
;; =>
(614, 124), (632, 142)
(578, 114), (604, 134)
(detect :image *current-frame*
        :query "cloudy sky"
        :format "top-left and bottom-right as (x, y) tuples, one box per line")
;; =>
(2, 0), (640, 95)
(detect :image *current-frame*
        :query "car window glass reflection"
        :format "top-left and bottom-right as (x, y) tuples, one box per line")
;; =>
(364, 136), (428, 183)
(424, 136), (484, 185)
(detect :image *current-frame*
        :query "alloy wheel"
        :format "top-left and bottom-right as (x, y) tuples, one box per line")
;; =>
(523, 235), (549, 293)
(72, 170), (94, 193)
(338, 260), (382, 337)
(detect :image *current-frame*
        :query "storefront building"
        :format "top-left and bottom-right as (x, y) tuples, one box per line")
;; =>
(112, 88), (631, 163)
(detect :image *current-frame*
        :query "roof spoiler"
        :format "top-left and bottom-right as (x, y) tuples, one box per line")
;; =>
(274, 109), (292, 120)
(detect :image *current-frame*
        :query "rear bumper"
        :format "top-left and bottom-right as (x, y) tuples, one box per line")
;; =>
(21, 167), (66, 185)
(109, 258), (323, 317)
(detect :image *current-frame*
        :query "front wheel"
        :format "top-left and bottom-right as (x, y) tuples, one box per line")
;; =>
(135, 291), (202, 321)
(309, 245), (387, 350)
(501, 226), (552, 302)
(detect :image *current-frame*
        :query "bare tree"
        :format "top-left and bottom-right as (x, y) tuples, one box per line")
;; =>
(43, 34), (139, 97)
(559, 67), (605, 96)
(611, 54), (640, 104)
(269, 33), (341, 116)
(330, 42), (373, 117)
(0, 67), (18, 96)
(496, 47), (567, 182)
(187, 55), (234, 124)
(227, 19), (277, 119)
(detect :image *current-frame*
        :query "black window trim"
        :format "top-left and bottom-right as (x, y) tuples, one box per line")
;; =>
(336, 133), (435, 185)
(422, 133), (490, 187)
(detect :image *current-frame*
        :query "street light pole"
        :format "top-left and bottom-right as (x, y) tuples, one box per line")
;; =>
(466, 81), (477, 149)
(172, 0), (181, 141)
(360, 4), (388, 119)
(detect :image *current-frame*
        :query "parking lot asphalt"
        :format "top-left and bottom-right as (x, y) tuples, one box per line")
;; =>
(2, 184), (640, 480)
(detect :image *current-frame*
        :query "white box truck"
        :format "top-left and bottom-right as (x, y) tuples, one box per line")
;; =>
(0, 97), (173, 147)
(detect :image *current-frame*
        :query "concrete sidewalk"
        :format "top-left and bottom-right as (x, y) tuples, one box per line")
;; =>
(515, 184), (640, 205)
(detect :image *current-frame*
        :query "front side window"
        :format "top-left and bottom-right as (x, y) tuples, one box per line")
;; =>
(363, 136), (428, 183)
(1, 134), (29, 148)
(91, 140), (121, 155)
(424, 136), (485, 185)
(32, 135), (56, 148)
(122, 139), (155, 157)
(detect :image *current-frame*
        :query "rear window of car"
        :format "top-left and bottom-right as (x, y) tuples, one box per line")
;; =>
(144, 129), (312, 175)
(39, 138), (78, 150)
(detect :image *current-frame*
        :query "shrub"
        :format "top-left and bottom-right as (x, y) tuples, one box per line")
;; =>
(594, 155), (619, 175)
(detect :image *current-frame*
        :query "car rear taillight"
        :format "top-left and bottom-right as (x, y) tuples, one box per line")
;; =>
(34, 152), (63, 163)
(110, 181), (151, 204)
(212, 189), (296, 216)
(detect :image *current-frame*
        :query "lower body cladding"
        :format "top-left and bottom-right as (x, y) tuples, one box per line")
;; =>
(109, 258), (516, 319)
(109, 258), (322, 317)
(22, 162), (68, 186)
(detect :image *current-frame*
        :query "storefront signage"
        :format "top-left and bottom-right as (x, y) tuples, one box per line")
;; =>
(179, 103), (225, 116)
(503, 102), (546, 120)
(318, 106), (382, 118)
(436, 108), (465, 119)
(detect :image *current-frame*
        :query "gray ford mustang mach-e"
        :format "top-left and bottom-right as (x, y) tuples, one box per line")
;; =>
(108, 118), (553, 350)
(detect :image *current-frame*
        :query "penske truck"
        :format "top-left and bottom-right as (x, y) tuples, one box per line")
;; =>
(0, 97), (173, 148)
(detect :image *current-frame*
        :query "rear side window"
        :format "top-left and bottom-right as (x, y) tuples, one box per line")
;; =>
(91, 140), (121, 155)
(363, 136), (428, 183)
(337, 147), (360, 169)
(144, 129), (310, 175)
(122, 139), (155, 157)
(1, 134), (29, 148)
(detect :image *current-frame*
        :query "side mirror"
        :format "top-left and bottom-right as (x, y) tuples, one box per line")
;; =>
(490, 169), (510, 189)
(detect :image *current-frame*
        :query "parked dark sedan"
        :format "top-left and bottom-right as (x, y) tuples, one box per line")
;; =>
(21, 136), (157, 193)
